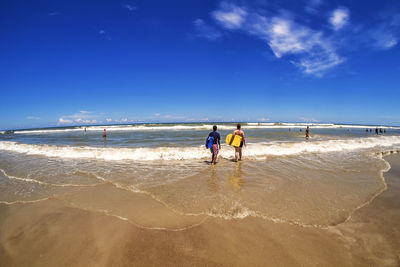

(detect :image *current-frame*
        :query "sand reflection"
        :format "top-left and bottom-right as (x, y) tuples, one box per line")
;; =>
(229, 162), (245, 192)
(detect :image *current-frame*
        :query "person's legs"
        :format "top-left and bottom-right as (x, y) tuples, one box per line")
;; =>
(239, 147), (242, 160)
(212, 145), (218, 165)
(234, 147), (239, 162)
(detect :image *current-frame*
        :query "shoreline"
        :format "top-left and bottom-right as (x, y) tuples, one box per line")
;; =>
(1, 153), (400, 266)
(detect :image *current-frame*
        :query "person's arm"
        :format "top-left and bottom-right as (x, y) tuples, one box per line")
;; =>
(242, 132), (246, 146)
(229, 131), (235, 145)
(218, 135), (221, 149)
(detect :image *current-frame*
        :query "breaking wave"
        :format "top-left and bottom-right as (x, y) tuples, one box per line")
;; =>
(1, 135), (400, 161)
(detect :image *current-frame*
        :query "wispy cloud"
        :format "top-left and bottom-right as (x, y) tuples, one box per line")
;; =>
(369, 30), (398, 50)
(151, 113), (186, 120)
(212, 2), (247, 30)
(210, 2), (345, 76)
(258, 117), (270, 122)
(123, 4), (136, 12)
(329, 7), (350, 31)
(114, 118), (128, 123)
(185, 117), (209, 122)
(299, 117), (319, 122)
(193, 19), (222, 40)
(367, 12), (400, 50)
(164, 114), (186, 120)
(305, 0), (323, 14)
(58, 111), (99, 125)
(98, 29), (111, 41)
(58, 118), (73, 124)
(48, 12), (60, 16)
(106, 118), (113, 122)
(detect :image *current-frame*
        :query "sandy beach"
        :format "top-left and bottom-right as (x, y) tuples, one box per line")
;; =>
(2, 0), (400, 265)
(1, 152), (399, 266)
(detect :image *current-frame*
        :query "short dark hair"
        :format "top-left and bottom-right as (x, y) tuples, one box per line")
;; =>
(237, 123), (241, 129)
(213, 125), (217, 131)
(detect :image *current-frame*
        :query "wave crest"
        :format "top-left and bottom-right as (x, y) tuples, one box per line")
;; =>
(1, 136), (400, 161)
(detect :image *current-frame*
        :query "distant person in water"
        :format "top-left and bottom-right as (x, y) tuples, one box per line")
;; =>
(375, 127), (379, 135)
(305, 126), (310, 140)
(380, 128), (383, 134)
(206, 125), (221, 166)
(230, 124), (246, 162)
(103, 129), (107, 138)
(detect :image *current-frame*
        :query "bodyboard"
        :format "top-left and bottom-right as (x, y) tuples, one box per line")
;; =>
(226, 134), (242, 147)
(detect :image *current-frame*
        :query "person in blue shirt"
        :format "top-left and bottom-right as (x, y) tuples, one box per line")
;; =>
(206, 125), (221, 166)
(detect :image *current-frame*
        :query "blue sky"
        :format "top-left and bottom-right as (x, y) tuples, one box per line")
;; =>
(1, 0), (399, 129)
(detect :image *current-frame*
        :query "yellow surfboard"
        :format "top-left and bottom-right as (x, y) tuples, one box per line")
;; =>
(226, 134), (242, 147)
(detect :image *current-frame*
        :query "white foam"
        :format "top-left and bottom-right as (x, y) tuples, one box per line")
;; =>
(1, 136), (400, 161)
(12, 123), (400, 134)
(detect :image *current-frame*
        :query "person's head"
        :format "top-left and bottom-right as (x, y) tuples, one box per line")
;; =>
(237, 123), (241, 130)
(104, 129), (106, 131)
(213, 125), (217, 132)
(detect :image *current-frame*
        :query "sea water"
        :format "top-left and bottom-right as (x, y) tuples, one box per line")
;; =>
(1, 122), (400, 228)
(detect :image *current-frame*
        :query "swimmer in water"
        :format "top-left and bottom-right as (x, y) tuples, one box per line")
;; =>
(305, 126), (310, 140)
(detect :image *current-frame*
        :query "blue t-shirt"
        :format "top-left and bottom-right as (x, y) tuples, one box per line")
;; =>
(207, 131), (220, 145)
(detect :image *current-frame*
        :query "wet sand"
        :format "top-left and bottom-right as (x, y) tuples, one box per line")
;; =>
(1, 154), (400, 266)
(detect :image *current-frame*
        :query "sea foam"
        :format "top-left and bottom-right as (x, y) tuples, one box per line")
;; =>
(1, 136), (400, 161)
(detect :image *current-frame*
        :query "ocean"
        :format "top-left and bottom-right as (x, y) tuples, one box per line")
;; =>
(1, 122), (400, 228)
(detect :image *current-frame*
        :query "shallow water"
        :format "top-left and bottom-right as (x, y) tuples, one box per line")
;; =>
(1, 122), (400, 228)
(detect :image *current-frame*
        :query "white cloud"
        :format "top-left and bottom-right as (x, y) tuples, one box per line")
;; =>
(58, 111), (101, 125)
(58, 118), (72, 124)
(154, 113), (161, 117)
(293, 44), (346, 76)
(211, 4), (345, 76)
(193, 19), (222, 40)
(106, 118), (113, 122)
(75, 118), (91, 123)
(212, 2), (247, 30)
(266, 17), (316, 58)
(329, 7), (350, 31)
